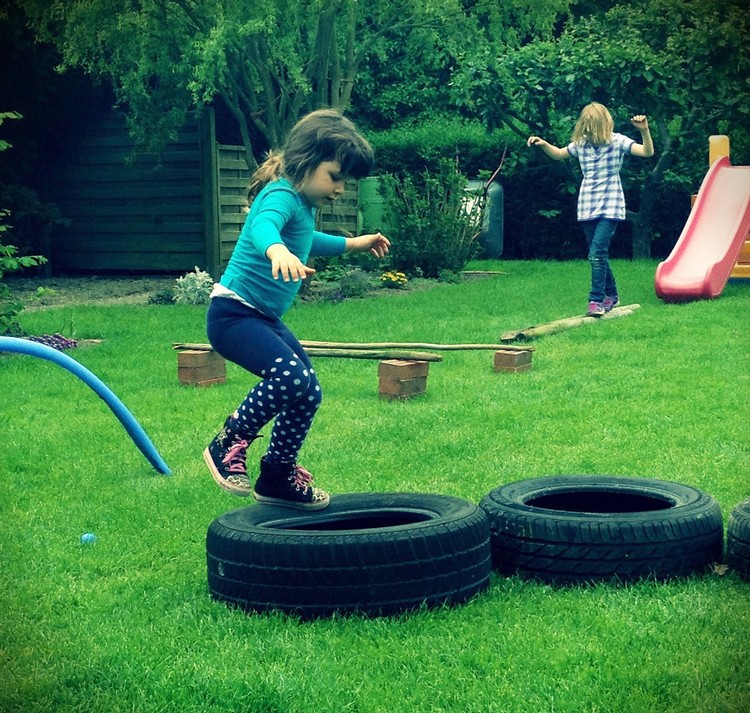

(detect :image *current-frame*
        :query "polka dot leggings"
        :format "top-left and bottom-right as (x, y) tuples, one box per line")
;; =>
(206, 297), (322, 464)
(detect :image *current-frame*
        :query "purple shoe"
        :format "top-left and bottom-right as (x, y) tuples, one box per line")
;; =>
(587, 301), (605, 317)
(603, 295), (620, 313)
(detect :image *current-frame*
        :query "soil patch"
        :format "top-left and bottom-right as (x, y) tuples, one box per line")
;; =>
(6, 275), (178, 309)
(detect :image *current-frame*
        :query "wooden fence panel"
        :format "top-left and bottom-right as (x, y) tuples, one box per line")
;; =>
(52, 112), (206, 273)
(51, 110), (360, 275)
(214, 145), (360, 275)
(216, 144), (250, 272)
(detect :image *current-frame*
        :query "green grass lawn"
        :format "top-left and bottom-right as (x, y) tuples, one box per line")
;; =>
(1, 259), (749, 712)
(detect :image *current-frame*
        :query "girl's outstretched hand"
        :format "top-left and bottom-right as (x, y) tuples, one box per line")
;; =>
(631, 115), (649, 131)
(368, 232), (391, 258)
(347, 232), (391, 258)
(266, 243), (316, 282)
(527, 136), (545, 147)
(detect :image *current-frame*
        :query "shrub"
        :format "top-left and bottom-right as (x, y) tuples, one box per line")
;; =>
(0, 184), (69, 259)
(0, 112), (49, 335)
(368, 117), (513, 178)
(338, 268), (376, 298)
(173, 267), (213, 305)
(301, 266), (377, 304)
(147, 288), (176, 305)
(378, 160), (481, 278)
(0, 213), (48, 336)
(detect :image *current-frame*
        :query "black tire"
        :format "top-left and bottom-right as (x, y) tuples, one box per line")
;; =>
(206, 492), (491, 618)
(727, 498), (750, 581)
(479, 475), (723, 585)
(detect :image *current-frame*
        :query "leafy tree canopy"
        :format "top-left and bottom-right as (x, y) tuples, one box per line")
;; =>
(352, 0), (574, 128)
(25, 0), (483, 168)
(452, 0), (750, 254)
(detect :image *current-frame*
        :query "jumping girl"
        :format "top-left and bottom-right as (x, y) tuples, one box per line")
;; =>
(203, 109), (390, 510)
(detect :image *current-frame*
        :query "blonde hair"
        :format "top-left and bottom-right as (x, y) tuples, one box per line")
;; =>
(571, 102), (614, 147)
(246, 109), (374, 204)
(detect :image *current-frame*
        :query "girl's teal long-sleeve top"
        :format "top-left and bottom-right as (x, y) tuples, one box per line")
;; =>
(219, 178), (346, 317)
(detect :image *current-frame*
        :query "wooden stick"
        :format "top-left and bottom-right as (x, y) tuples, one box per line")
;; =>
(500, 304), (641, 342)
(461, 270), (509, 276)
(305, 348), (443, 362)
(174, 341), (532, 353)
(172, 342), (442, 362)
(299, 340), (533, 352)
(173, 342), (214, 351)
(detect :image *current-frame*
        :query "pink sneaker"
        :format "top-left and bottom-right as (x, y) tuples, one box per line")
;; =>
(603, 295), (620, 312)
(587, 301), (605, 317)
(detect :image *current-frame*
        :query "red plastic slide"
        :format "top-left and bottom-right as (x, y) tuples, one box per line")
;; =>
(655, 156), (750, 302)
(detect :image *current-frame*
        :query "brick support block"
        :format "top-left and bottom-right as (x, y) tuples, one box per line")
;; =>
(178, 349), (226, 386)
(378, 359), (430, 379)
(494, 349), (533, 373)
(379, 376), (428, 399)
(378, 360), (429, 400)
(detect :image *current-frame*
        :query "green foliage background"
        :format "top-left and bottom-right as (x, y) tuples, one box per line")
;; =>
(2, 0), (750, 264)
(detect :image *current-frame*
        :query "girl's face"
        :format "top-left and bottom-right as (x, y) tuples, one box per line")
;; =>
(299, 160), (346, 208)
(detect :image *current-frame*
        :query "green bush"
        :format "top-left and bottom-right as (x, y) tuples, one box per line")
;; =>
(147, 288), (176, 305)
(378, 159), (481, 278)
(368, 117), (513, 178)
(173, 267), (213, 305)
(0, 232), (48, 336)
(367, 117), (699, 260)
(0, 184), (68, 258)
(367, 119), (586, 261)
(0, 112), (49, 335)
(301, 266), (378, 304)
(338, 268), (376, 298)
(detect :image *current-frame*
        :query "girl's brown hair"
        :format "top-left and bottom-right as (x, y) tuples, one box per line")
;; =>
(246, 109), (374, 204)
(571, 102), (614, 147)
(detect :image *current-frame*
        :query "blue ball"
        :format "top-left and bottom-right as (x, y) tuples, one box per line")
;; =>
(80, 532), (97, 544)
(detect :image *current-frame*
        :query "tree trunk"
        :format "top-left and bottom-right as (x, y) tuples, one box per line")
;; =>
(631, 198), (655, 258)
(631, 122), (675, 258)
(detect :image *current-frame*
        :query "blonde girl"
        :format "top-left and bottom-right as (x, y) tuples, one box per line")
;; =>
(528, 102), (654, 315)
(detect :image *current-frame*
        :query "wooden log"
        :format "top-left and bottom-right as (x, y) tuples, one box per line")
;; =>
(461, 270), (509, 276)
(173, 342), (214, 351)
(174, 341), (532, 353)
(299, 340), (533, 353)
(500, 304), (641, 342)
(305, 348), (443, 362)
(171, 343), (441, 362)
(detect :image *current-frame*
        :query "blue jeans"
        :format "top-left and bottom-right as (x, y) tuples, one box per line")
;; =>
(581, 218), (619, 303)
(206, 297), (322, 464)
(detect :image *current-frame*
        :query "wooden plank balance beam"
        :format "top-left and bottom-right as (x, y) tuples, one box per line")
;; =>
(500, 304), (641, 343)
(173, 340), (535, 362)
(172, 341), (537, 392)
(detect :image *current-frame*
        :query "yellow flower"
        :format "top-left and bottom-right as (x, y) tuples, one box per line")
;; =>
(380, 271), (408, 288)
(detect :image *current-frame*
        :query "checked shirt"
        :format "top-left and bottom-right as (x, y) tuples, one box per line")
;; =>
(567, 133), (635, 221)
